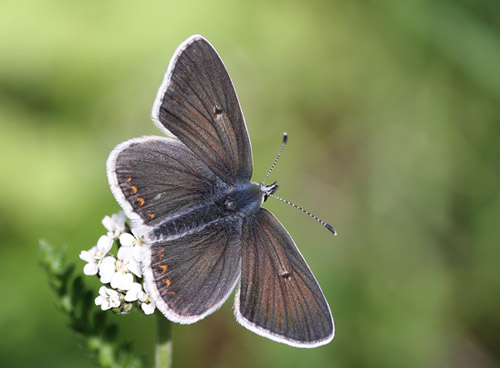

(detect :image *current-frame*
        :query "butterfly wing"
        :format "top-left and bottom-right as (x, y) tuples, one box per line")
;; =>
(235, 208), (334, 347)
(151, 35), (253, 184)
(143, 220), (241, 323)
(107, 136), (224, 240)
(108, 136), (241, 322)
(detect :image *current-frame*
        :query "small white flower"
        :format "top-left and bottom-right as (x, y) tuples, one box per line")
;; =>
(98, 256), (117, 284)
(119, 233), (143, 270)
(79, 235), (114, 276)
(123, 282), (155, 315)
(117, 244), (142, 278)
(95, 286), (121, 311)
(124, 282), (146, 302)
(138, 288), (155, 315)
(110, 265), (134, 290)
(141, 300), (156, 315)
(102, 211), (126, 238)
(119, 232), (141, 247)
(98, 254), (135, 291)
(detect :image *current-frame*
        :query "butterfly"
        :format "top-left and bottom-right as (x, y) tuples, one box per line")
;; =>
(107, 35), (334, 348)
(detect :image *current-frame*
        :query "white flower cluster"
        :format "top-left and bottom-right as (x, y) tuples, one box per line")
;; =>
(80, 211), (155, 315)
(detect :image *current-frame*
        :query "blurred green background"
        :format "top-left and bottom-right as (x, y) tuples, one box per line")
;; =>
(1, 0), (499, 367)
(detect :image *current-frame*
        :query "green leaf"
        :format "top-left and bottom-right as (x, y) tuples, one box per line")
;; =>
(39, 240), (145, 368)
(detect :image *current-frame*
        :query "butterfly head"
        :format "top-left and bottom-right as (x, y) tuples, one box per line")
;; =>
(261, 181), (279, 203)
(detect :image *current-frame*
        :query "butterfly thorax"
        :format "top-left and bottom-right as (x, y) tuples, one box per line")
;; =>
(148, 182), (264, 242)
(221, 181), (264, 217)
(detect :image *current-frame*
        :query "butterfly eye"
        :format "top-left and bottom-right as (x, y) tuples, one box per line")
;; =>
(223, 196), (236, 211)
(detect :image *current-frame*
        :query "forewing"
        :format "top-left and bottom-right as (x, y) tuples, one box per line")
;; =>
(236, 208), (334, 347)
(143, 221), (241, 323)
(151, 35), (253, 184)
(107, 136), (223, 238)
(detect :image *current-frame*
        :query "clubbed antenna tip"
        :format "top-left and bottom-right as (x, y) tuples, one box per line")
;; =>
(325, 223), (337, 236)
(263, 132), (289, 185)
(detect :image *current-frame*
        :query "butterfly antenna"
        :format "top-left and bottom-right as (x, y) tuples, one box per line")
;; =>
(262, 132), (288, 185)
(269, 194), (337, 236)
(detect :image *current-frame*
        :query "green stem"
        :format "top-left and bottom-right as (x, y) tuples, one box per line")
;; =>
(154, 311), (173, 368)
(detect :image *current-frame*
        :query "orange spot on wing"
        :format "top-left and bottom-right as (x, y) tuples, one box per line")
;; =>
(167, 291), (176, 296)
(147, 210), (155, 219)
(137, 197), (145, 207)
(130, 185), (138, 194)
(165, 279), (171, 287)
(126, 176), (132, 183)
(158, 265), (168, 274)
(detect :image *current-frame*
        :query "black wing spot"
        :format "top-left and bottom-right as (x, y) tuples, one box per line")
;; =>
(281, 272), (291, 280)
(213, 105), (223, 116)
